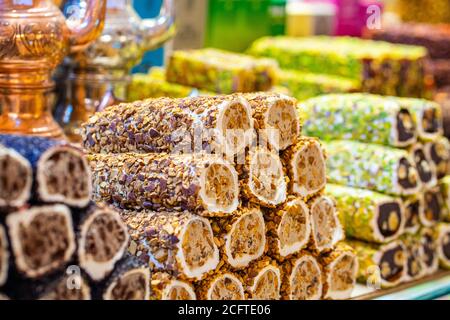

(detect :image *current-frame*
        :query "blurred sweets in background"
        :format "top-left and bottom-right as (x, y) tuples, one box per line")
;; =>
(395, 0), (450, 24)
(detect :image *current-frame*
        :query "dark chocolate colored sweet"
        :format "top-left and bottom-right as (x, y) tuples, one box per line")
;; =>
(6, 205), (76, 279)
(0, 135), (91, 208)
(0, 145), (32, 209)
(76, 204), (129, 282)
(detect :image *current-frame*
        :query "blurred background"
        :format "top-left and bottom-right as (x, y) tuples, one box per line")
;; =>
(135, 0), (450, 69)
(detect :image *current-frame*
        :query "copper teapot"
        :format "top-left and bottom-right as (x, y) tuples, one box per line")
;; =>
(0, 0), (106, 138)
(55, 0), (175, 142)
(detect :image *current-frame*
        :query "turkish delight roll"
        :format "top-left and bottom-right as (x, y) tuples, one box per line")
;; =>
(403, 195), (423, 234)
(326, 184), (405, 243)
(151, 272), (196, 300)
(196, 271), (246, 300)
(239, 257), (281, 300)
(0, 144), (32, 208)
(319, 243), (358, 300)
(248, 36), (429, 98)
(325, 140), (420, 196)
(401, 234), (426, 281)
(392, 97), (443, 141)
(129, 73), (204, 101)
(120, 210), (219, 281)
(420, 228), (439, 275)
(281, 137), (327, 198)
(420, 187), (444, 227)
(82, 95), (255, 157)
(300, 93), (417, 147)
(239, 92), (299, 151)
(0, 225), (9, 287)
(424, 137), (450, 180)
(440, 176), (450, 222)
(166, 48), (279, 94)
(0, 135), (91, 208)
(347, 239), (406, 289)
(280, 252), (323, 300)
(238, 147), (287, 208)
(88, 153), (239, 216)
(437, 223), (450, 269)
(76, 204), (130, 281)
(210, 206), (266, 269)
(101, 255), (151, 300)
(307, 195), (343, 252)
(265, 197), (311, 261)
(408, 144), (436, 188)
(6, 205), (76, 279)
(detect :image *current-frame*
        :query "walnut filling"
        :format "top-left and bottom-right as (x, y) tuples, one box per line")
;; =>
(108, 270), (148, 300)
(221, 102), (252, 154)
(379, 245), (405, 283)
(84, 212), (128, 263)
(265, 99), (299, 150)
(252, 268), (280, 300)
(40, 276), (91, 300)
(278, 200), (310, 255)
(293, 142), (326, 196)
(181, 219), (216, 269)
(249, 150), (285, 204)
(397, 158), (418, 190)
(310, 197), (340, 250)
(229, 211), (265, 263)
(18, 211), (73, 276)
(203, 163), (237, 211)
(0, 153), (30, 205)
(40, 149), (90, 205)
(377, 202), (402, 238)
(290, 257), (322, 300)
(165, 283), (195, 300)
(329, 254), (357, 293)
(413, 148), (433, 184)
(209, 274), (244, 300)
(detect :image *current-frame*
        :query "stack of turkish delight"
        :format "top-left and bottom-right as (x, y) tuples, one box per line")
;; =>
(81, 92), (358, 300)
(300, 93), (450, 289)
(247, 36), (432, 100)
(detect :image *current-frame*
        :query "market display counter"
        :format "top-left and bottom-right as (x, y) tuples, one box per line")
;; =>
(352, 271), (450, 300)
